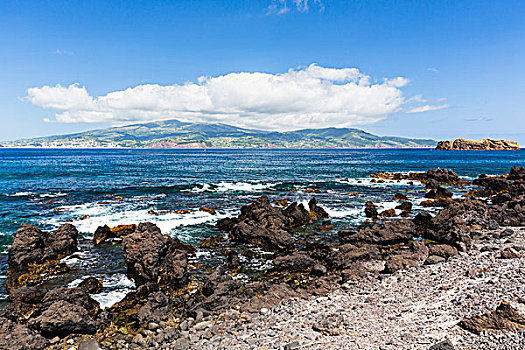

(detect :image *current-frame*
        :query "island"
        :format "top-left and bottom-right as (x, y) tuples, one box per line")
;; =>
(435, 138), (520, 151)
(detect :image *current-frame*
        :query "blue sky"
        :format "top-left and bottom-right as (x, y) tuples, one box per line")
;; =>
(1, 0), (524, 142)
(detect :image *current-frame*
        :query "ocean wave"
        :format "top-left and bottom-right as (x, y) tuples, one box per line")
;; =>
(69, 273), (135, 309)
(324, 206), (362, 218)
(7, 191), (35, 197)
(338, 178), (422, 188)
(47, 202), (231, 237)
(188, 181), (275, 193)
(40, 192), (68, 198)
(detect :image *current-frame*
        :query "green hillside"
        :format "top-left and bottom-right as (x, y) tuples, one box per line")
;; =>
(2, 120), (436, 148)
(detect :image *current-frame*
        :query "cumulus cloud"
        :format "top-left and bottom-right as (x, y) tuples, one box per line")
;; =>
(266, 0), (324, 15)
(55, 49), (74, 56)
(26, 64), (444, 131)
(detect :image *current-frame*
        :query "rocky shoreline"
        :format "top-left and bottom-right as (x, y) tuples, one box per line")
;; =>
(1, 167), (525, 349)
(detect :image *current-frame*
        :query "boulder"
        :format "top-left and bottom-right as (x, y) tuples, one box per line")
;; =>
(137, 292), (171, 326)
(424, 186), (453, 199)
(429, 244), (458, 259)
(28, 300), (97, 337)
(0, 316), (49, 350)
(201, 267), (241, 310)
(379, 209), (396, 217)
(6, 223), (78, 292)
(429, 340), (455, 350)
(425, 198), (492, 251)
(78, 277), (103, 294)
(217, 196), (327, 251)
(395, 202), (412, 212)
(364, 201), (378, 219)
(490, 195), (525, 226)
(424, 168), (460, 184)
(508, 166), (525, 180)
(39, 287), (100, 317)
(273, 252), (315, 272)
(459, 302), (525, 334)
(122, 222), (189, 290)
(328, 244), (379, 270)
(383, 241), (429, 274)
(340, 219), (415, 245)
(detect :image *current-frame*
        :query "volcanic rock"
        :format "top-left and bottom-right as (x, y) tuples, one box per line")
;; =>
(436, 139), (520, 151)
(122, 222), (189, 290)
(459, 302), (525, 334)
(0, 316), (49, 350)
(6, 223), (78, 292)
(340, 219), (415, 245)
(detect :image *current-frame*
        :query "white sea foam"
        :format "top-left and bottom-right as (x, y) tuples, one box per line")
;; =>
(189, 181), (275, 193)
(69, 274), (135, 309)
(40, 192), (68, 198)
(8, 191), (34, 197)
(47, 201), (230, 237)
(324, 206), (362, 218)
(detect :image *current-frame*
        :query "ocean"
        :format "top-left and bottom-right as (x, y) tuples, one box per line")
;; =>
(1, 148), (524, 308)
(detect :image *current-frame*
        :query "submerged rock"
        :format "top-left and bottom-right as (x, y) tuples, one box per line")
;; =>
(122, 222), (189, 290)
(6, 223), (78, 292)
(78, 277), (103, 294)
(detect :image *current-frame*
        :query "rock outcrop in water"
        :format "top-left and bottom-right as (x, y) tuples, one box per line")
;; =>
(436, 138), (520, 150)
(122, 222), (189, 290)
(6, 223), (78, 292)
(216, 195), (328, 251)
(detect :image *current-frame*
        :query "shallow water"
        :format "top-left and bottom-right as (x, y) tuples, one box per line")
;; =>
(1, 148), (523, 307)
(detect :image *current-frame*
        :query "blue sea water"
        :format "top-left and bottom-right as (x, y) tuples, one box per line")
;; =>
(1, 148), (524, 307)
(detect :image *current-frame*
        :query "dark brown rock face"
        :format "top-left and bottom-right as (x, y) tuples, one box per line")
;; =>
(217, 195), (329, 251)
(459, 302), (525, 334)
(137, 292), (171, 326)
(383, 241), (429, 274)
(425, 198), (494, 251)
(78, 277), (103, 294)
(6, 223), (78, 292)
(28, 300), (97, 337)
(424, 168), (460, 184)
(490, 195), (525, 226)
(339, 219), (415, 245)
(436, 138), (520, 151)
(273, 252), (315, 272)
(508, 166), (525, 180)
(122, 222), (189, 290)
(0, 316), (49, 350)
(364, 201), (378, 219)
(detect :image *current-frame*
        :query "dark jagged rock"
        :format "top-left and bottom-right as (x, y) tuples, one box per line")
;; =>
(428, 340), (455, 350)
(429, 244), (458, 259)
(227, 196), (294, 250)
(78, 277), (103, 294)
(383, 241), (429, 274)
(39, 287), (100, 317)
(137, 292), (171, 326)
(93, 225), (114, 245)
(425, 198), (494, 251)
(424, 186), (453, 199)
(28, 300), (97, 337)
(328, 244), (379, 270)
(1, 286), (47, 322)
(393, 193), (408, 201)
(425, 179), (440, 189)
(459, 302), (525, 334)
(217, 196), (329, 251)
(198, 235), (224, 249)
(201, 267), (241, 310)
(508, 166), (525, 180)
(379, 209), (396, 217)
(6, 223), (78, 292)
(413, 212), (433, 232)
(273, 252), (315, 272)
(282, 202), (311, 227)
(0, 316), (49, 350)
(396, 201), (412, 212)
(364, 201), (378, 219)
(122, 222), (189, 290)
(490, 195), (525, 226)
(339, 219), (415, 245)
(425, 168), (460, 184)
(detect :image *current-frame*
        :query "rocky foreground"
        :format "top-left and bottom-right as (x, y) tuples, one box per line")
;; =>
(1, 167), (525, 349)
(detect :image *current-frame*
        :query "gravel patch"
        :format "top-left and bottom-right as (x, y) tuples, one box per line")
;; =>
(179, 228), (525, 349)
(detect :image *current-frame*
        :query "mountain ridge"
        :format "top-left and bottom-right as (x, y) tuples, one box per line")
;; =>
(1, 119), (436, 148)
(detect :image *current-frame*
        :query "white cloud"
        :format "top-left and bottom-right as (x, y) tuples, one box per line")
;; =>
(55, 49), (74, 56)
(266, 0), (323, 15)
(405, 104), (449, 114)
(26, 64), (443, 131)
(427, 67), (439, 73)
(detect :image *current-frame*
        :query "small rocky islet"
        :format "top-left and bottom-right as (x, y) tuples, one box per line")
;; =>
(1, 167), (525, 349)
